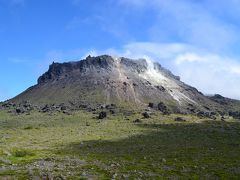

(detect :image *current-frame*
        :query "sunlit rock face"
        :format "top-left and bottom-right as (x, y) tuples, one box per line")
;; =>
(11, 55), (228, 113)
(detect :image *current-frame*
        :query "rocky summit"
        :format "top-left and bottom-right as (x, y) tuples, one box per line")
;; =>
(10, 55), (240, 114)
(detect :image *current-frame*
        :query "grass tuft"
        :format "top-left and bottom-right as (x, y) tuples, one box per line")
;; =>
(13, 149), (35, 158)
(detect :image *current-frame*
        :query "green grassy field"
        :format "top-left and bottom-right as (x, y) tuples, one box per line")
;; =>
(0, 110), (240, 179)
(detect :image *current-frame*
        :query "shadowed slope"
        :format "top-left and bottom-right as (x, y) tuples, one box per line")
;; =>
(57, 120), (240, 179)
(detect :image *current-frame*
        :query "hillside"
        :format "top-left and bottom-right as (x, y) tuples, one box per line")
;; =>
(10, 55), (239, 114)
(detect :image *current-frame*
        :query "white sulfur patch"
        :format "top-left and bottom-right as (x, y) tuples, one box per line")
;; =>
(140, 59), (196, 105)
(113, 57), (141, 104)
(114, 57), (126, 81)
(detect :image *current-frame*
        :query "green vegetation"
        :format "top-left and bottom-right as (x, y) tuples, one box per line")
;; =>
(0, 110), (239, 179)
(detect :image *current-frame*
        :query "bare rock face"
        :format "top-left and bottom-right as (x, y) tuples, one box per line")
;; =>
(10, 55), (236, 113)
(38, 55), (115, 84)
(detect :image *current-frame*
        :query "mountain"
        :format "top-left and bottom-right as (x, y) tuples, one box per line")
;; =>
(10, 55), (240, 114)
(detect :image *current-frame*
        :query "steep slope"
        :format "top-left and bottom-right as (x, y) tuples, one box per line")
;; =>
(11, 55), (236, 113)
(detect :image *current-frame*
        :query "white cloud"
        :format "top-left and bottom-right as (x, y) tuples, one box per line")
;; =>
(172, 52), (240, 99)
(175, 53), (218, 65)
(118, 0), (240, 53)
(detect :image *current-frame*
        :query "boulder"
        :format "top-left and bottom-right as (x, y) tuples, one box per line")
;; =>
(106, 104), (116, 110)
(110, 110), (115, 114)
(16, 107), (26, 114)
(142, 112), (151, 118)
(2, 102), (15, 108)
(148, 103), (154, 108)
(158, 102), (170, 115)
(155, 86), (166, 91)
(63, 110), (71, 115)
(60, 106), (67, 111)
(41, 105), (51, 113)
(175, 117), (186, 122)
(98, 111), (107, 119)
(221, 116), (225, 121)
(229, 111), (240, 119)
(133, 119), (142, 123)
(197, 111), (216, 119)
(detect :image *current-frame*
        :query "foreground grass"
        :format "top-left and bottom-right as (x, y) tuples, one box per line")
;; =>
(0, 110), (239, 179)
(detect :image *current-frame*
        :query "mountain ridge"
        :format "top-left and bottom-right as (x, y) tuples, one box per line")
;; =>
(9, 55), (240, 114)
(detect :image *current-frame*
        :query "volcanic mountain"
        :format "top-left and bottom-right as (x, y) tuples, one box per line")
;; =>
(11, 55), (240, 113)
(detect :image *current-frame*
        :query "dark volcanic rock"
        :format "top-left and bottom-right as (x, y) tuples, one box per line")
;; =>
(229, 111), (240, 119)
(155, 86), (166, 91)
(38, 55), (115, 84)
(158, 102), (170, 115)
(63, 110), (71, 115)
(16, 107), (25, 114)
(175, 117), (186, 122)
(133, 119), (142, 123)
(2, 102), (16, 108)
(142, 112), (151, 118)
(60, 105), (68, 111)
(109, 109), (115, 114)
(98, 112), (107, 119)
(148, 103), (154, 108)
(196, 111), (216, 119)
(41, 105), (51, 113)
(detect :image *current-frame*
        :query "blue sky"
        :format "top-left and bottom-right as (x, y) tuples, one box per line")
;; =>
(1, 0), (240, 101)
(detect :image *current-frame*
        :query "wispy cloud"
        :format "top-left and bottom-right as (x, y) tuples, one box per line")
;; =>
(118, 0), (240, 53)
(172, 52), (240, 99)
(67, 0), (240, 56)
